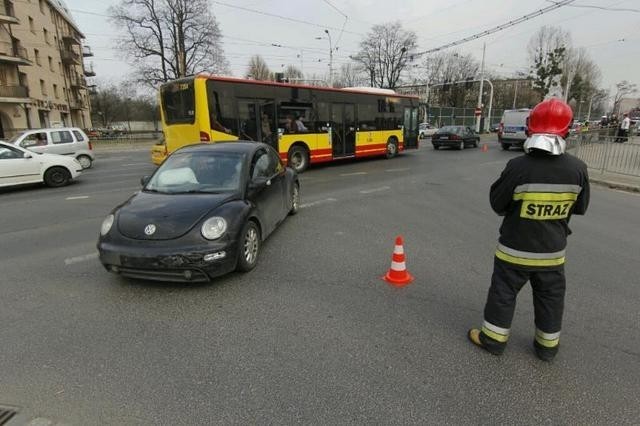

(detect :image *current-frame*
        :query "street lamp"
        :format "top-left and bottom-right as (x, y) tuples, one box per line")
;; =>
(316, 29), (333, 87)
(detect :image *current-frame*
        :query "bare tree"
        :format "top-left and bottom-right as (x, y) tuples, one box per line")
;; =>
(333, 62), (367, 88)
(527, 26), (570, 99)
(246, 55), (273, 81)
(283, 65), (304, 81)
(352, 22), (417, 89)
(110, 0), (228, 88)
(612, 80), (638, 114)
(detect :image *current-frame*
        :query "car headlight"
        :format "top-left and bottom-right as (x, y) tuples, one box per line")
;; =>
(100, 214), (114, 236)
(201, 217), (227, 240)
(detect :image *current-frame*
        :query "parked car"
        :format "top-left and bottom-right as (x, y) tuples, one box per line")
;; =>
(0, 141), (82, 188)
(431, 125), (480, 150)
(498, 109), (531, 150)
(8, 127), (95, 169)
(97, 142), (300, 282)
(419, 122), (438, 139)
(490, 122), (501, 132)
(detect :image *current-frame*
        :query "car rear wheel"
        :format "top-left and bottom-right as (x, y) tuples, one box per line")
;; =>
(288, 146), (309, 173)
(289, 182), (300, 215)
(77, 154), (92, 169)
(473, 139), (479, 148)
(44, 167), (71, 187)
(236, 221), (260, 272)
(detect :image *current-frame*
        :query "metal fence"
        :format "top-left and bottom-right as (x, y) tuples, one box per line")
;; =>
(568, 132), (640, 177)
(427, 106), (505, 130)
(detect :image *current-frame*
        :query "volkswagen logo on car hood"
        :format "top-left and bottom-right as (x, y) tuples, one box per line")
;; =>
(144, 224), (156, 236)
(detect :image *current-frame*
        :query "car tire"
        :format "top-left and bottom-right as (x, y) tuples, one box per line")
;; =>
(77, 154), (92, 169)
(458, 141), (465, 150)
(473, 139), (479, 148)
(289, 181), (300, 215)
(288, 145), (309, 173)
(501, 142), (509, 151)
(386, 139), (398, 159)
(43, 166), (71, 187)
(236, 221), (261, 272)
(433, 144), (439, 150)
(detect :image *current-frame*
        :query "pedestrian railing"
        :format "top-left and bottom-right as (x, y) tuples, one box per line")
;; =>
(568, 132), (640, 177)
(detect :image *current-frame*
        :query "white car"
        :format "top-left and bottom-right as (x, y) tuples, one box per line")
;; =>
(0, 141), (82, 188)
(8, 127), (95, 169)
(419, 123), (438, 138)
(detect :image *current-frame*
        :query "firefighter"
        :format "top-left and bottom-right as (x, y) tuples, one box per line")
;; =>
(468, 98), (590, 361)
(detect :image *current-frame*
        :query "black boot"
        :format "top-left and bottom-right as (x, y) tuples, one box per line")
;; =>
(533, 340), (558, 362)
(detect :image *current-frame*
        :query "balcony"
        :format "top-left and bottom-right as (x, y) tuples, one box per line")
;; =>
(62, 31), (81, 46)
(70, 74), (87, 89)
(82, 45), (93, 57)
(84, 63), (96, 77)
(0, 84), (30, 102)
(0, 0), (19, 24)
(69, 96), (85, 110)
(0, 41), (32, 66)
(60, 49), (81, 65)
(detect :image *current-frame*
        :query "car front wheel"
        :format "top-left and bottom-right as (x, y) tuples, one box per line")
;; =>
(44, 167), (71, 187)
(289, 182), (300, 215)
(236, 221), (261, 272)
(77, 155), (92, 169)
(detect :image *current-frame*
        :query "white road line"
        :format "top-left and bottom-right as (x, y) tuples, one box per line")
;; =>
(385, 168), (410, 172)
(65, 196), (90, 200)
(121, 163), (148, 167)
(299, 198), (338, 209)
(340, 171), (367, 176)
(64, 252), (99, 265)
(360, 186), (390, 194)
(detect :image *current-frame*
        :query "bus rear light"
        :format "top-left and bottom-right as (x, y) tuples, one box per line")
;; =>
(200, 131), (210, 142)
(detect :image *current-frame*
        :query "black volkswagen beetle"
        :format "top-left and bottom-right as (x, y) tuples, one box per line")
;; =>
(97, 142), (300, 282)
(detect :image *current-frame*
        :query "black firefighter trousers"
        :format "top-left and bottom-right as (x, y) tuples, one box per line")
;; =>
(479, 258), (566, 356)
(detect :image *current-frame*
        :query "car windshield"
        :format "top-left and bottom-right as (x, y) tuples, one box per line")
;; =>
(145, 151), (245, 194)
(440, 126), (463, 134)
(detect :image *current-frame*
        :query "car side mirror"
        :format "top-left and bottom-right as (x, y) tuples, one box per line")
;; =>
(140, 175), (151, 186)
(23, 152), (32, 159)
(248, 177), (270, 191)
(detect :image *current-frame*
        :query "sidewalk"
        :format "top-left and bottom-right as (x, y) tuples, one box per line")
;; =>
(588, 170), (640, 193)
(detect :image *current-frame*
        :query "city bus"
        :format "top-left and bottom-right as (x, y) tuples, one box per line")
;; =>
(153, 74), (420, 172)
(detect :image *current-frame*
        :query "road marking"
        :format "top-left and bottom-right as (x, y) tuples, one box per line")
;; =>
(121, 163), (148, 167)
(385, 168), (410, 172)
(340, 171), (367, 176)
(64, 252), (99, 265)
(65, 196), (90, 200)
(360, 186), (390, 194)
(299, 198), (337, 209)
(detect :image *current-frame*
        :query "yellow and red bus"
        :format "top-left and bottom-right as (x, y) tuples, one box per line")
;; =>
(153, 74), (420, 172)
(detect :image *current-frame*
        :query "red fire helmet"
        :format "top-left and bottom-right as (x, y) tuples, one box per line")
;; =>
(527, 98), (574, 137)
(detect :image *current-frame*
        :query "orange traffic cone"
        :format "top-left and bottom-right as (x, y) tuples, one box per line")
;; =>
(481, 143), (489, 152)
(383, 236), (414, 287)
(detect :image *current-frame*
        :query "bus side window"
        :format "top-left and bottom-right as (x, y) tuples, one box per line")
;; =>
(207, 81), (238, 136)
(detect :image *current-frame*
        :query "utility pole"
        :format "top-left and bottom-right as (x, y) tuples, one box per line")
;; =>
(316, 30), (333, 86)
(512, 81), (518, 109)
(476, 42), (486, 133)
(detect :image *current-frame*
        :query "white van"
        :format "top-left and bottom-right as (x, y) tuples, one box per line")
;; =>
(498, 109), (531, 150)
(8, 127), (95, 169)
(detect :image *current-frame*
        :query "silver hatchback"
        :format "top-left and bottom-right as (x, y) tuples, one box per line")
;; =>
(9, 127), (95, 169)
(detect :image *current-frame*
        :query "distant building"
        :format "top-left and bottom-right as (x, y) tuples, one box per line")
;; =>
(0, 0), (94, 138)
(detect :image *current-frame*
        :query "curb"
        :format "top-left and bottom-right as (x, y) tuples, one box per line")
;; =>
(589, 177), (640, 193)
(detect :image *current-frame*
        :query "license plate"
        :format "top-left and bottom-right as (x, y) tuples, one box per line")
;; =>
(440, 136), (448, 140)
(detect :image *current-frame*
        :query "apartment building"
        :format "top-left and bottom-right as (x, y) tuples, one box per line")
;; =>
(0, 0), (93, 138)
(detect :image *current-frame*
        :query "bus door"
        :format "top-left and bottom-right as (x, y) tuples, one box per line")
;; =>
(403, 106), (419, 149)
(238, 99), (277, 148)
(331, 103), (356, 158)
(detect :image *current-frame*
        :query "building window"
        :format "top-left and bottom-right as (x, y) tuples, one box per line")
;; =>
(34, 49), (41, 66)
(29, 17), (35, 33)
(43, 28), (50, 44)
(53, 84), (59, 98)
(40, 79), (47, 96)
(39, 0), (45, 14)
(48, 56), (53, 71)
(58, 62), (62, 74)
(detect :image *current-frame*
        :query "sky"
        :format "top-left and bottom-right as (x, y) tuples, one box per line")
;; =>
(67, 0), (640, 98)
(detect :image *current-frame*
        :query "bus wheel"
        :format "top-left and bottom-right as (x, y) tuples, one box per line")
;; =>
(288, 146), (309, 173)
(386, 139), (398, 159)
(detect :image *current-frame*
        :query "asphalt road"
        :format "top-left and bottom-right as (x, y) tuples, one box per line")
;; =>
(1, 140), (639, 425)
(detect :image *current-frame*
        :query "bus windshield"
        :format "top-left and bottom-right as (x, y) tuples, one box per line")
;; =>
(161, 80), (195, 125)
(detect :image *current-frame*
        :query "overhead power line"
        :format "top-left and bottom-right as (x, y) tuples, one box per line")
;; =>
(210, 1), (363, 36)
(546, 0), (640, 13)
(414, 0), (576, 56)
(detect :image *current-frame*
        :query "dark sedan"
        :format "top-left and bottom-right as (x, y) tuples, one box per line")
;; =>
(97, 142), (300, 282)
(432, 125), (480, 150)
